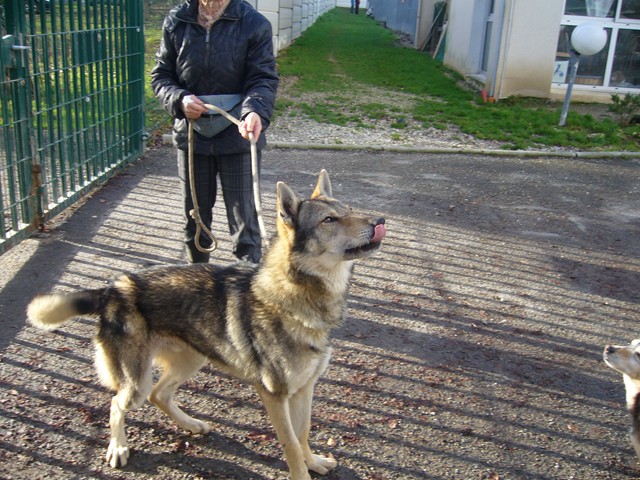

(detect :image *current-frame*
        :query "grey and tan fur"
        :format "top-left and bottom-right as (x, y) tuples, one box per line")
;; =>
(26, 170), (386, 480)
(603, 340), (640, 461)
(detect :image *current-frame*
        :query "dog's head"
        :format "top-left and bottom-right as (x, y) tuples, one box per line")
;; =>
(603, 340), (640, 380)
(275, 170), (386, 263)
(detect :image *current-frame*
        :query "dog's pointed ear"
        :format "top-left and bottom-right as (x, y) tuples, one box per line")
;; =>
(311, 169), (332, 199)
(277, 181), (301, 226)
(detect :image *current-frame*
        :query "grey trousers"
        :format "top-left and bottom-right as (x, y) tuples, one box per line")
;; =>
(177, 149), (262, 263)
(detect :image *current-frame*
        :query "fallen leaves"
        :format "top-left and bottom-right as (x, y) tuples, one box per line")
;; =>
(325, 412), (361, 429)
(386, 418), (400, 429)
(246, 430), (276, 444)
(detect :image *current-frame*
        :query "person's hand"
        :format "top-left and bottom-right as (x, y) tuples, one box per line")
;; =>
(239, 112), (262, 142)
(181, 95), (208, 119)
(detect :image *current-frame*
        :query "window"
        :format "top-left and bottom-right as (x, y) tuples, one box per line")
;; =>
(611, 28), (640, 86)
(557, 0), (640, 89)
(620, 0), (640, 20)
(564, 0), (616, 17)
(481, 0), (495, 73)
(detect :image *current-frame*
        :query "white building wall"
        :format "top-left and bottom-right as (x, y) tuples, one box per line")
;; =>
(443, 0), (477, 75)
(302, 1), (309, 32)
(293, 0), (303, 40)
(495, 0), (564, 100)
(254, 0), (280, 54)
(253, 0), (337, 55)
(279, 0), (294, 52)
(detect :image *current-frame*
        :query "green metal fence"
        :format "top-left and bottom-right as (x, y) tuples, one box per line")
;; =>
(0, 0), (145, 254)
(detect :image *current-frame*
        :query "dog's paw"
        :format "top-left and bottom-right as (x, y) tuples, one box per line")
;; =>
(183, 418), (212, 434)
(307, 453), (338, 475)
(106, 439), (130, 468)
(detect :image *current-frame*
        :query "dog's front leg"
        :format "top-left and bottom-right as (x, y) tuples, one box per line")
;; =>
(290, 382), (337, 475)
(258, 387), (311, 480)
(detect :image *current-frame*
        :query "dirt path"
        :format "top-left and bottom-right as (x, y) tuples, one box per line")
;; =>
(1, 145), (639, 479)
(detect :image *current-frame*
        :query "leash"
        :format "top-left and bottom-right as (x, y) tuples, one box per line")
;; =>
(188, 104), (268, 254)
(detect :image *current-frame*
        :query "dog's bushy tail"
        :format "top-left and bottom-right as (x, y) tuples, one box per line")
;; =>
(27, 289), (104, 330)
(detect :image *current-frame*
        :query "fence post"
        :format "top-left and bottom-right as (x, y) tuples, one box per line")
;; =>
(3, 1), (39, 230)
(126, 2), (145, 156)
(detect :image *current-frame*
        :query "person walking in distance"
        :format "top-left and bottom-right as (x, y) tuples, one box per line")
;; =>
(151, 0), (278, 264)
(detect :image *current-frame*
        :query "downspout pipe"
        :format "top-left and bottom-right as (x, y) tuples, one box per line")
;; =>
(495, 0), (514, 99)
(414, 0), (423, 48)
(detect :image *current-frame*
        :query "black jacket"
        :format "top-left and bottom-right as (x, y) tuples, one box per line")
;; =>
(151, 0), (279, 155)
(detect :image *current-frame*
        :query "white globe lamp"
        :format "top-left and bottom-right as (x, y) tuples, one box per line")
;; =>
(571, 22), (607, 56)
(559, 23), (608, 126)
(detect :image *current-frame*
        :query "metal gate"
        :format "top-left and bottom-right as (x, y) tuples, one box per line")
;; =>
(0, 0), (145, 254)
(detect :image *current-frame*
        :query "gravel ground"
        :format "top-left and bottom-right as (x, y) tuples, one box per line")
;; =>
(1, 107), (640, 480)
(266, 79), (616, 153)
(268, 114), (505, 151)
(267, 82), (508, 152)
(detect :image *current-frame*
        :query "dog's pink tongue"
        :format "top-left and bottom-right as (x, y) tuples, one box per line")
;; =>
(371, 223), (386, 243)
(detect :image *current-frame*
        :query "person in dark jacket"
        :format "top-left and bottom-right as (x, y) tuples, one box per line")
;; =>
(151, 0), (278, 264)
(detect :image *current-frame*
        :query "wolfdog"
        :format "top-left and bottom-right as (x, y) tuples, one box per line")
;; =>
(26, 170), (386, 480)
(603, 340), (640, 461)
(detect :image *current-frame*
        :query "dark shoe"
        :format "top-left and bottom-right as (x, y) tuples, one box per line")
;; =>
(186, 246), (210, 264)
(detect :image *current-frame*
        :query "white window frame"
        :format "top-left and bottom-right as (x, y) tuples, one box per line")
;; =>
(558, 0), (640, 92)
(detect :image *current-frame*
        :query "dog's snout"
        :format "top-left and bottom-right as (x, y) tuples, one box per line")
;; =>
(605, 345), (616, 354)
(374, 217), (385, 226)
